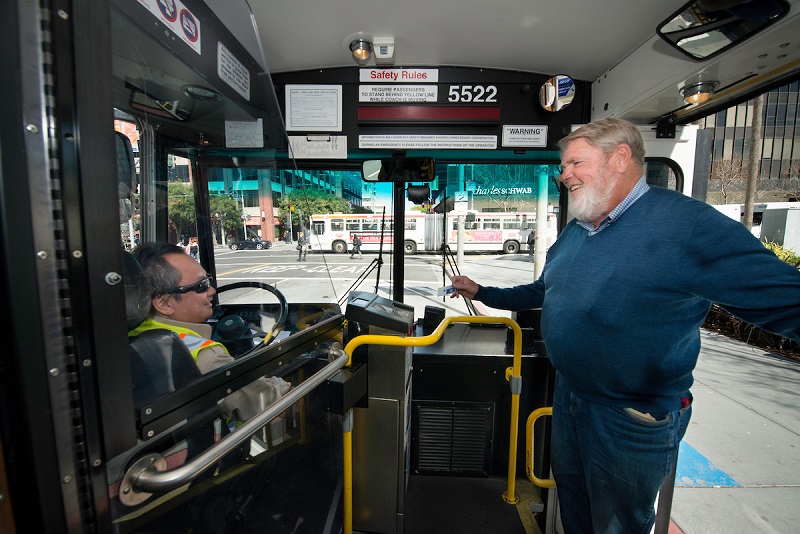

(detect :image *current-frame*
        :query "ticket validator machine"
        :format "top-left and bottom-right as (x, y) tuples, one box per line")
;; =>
(345, 291), (415, 534)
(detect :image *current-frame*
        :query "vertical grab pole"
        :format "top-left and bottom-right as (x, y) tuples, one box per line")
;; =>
(503, 319), (522, 504)
(343, 409), (353, 534)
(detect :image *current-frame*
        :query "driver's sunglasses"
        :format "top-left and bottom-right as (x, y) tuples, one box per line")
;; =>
(169, 276), (214, 295)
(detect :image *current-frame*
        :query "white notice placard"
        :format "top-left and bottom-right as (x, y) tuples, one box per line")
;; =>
(285, 85), (342, 131)
(288, 135), (348, 159)
(218, 42), (250, 101)
(225, 118), (262, 148)
(502, 125), (548, 147)
(359, 85), (438, 103)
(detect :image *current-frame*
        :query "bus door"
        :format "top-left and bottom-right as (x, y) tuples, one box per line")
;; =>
(2, 1), (354, 532)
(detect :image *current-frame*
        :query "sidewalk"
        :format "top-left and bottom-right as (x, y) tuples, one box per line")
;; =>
(670, 330), (800, 533)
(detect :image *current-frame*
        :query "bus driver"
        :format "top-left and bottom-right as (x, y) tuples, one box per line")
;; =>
(451, 118), (800, 533)
(131, 242), (290, 423)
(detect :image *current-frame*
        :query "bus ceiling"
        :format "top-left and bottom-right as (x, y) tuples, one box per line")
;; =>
(112, 0), (800, 154)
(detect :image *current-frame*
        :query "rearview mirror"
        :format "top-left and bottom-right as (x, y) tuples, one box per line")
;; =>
(361, 157), (436, 182)
(657, 0), (788, 60)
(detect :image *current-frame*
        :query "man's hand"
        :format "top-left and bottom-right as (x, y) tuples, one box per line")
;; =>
(451, 276), (479, 300)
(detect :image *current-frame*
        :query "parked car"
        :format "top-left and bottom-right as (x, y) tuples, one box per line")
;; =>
(229, 238), (271, 250)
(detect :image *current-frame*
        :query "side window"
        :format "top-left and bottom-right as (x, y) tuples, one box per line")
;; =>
(483, 218), (500, 230)
(312, 221), (324, 235)
(645, 159), (683, 191)
(331, 219), (344, 231)
(346, 219), (360, 231)
(362, 220), (378, 231)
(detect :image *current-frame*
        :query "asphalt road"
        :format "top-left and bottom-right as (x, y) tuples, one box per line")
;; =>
(212, 241), (539, 319)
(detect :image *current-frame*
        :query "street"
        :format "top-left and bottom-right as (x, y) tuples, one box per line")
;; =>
(213, 241), (539, 320)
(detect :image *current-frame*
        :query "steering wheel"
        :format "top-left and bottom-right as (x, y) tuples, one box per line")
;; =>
(213, 282), (289, 351)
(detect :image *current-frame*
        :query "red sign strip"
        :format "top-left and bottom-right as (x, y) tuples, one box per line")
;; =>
(358, 106), (500, 123)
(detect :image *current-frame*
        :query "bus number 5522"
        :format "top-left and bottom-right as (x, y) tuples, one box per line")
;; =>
(447, 85), (497, 103)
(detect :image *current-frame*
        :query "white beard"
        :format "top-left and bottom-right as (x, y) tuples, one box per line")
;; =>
(569, 163), (617, 223)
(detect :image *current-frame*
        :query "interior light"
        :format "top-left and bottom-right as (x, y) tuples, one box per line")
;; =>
(350, 39), (373, 65)
(680, 81), (719, 105)
(181, 85), (221, 101)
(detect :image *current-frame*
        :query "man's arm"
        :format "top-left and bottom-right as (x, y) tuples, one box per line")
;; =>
(451, 275), (545, 311)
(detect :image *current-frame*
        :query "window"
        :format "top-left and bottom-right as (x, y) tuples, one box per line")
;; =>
(331, 219), (344, 231)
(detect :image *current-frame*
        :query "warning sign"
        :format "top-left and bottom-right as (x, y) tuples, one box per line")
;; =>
(359, 85), (438, 103)
(138, 0), (201, 54)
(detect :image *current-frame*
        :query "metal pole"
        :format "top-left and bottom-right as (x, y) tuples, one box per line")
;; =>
(534, 165), (549, 278)
(457, 214), (464, 266)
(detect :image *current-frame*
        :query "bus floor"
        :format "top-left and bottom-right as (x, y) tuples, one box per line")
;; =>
(403, 475), (541, 533)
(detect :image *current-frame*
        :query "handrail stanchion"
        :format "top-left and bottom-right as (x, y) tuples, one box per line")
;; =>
(526, 407), (556, 488)
(342, 314), (523, 532)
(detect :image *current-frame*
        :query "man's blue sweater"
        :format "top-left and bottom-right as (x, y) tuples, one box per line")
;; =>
(475, 187), (800, 414)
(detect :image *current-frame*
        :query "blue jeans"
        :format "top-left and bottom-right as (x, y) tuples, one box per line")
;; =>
(551, 374), (691, 534)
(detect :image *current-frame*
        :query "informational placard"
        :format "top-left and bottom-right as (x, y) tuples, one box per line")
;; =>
(359, 85), (438, 103)
(359, 135), (496, 150)
(288, 135), (348, 159)
(285, 85), (342, 131)
(359, 68), (439, 83)
(502, 125), (548, 147)
(225, 118), (262, 148)
(137, 0), (201, 54)
(217, 42), (250, 101)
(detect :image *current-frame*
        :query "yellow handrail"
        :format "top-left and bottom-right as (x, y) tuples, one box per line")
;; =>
(525, 407), (556, 488)
(341, 315), (523, 533)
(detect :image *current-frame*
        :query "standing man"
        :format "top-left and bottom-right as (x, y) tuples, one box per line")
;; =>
(130, 243), (290, 423)
(451, 118), (800, 533)
(526, 229), (535, 260)
(297, 231), (308, 261)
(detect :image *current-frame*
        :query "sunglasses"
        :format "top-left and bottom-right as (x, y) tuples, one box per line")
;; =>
(169, 276), (214, 294)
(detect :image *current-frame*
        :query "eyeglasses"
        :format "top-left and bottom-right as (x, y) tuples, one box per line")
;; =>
(169, 276), (213, 294)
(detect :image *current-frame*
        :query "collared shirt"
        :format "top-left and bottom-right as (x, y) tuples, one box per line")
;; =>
(577, 177), (650, 235)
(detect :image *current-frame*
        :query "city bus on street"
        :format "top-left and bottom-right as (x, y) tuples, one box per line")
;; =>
(2, 1), (799, 533)
(310, 211), (559, 255)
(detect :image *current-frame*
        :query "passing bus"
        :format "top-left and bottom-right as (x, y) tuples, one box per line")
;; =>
(2, 0), (798, 533)
(310, 211), (560, 255)
(309, 212), (423, 254)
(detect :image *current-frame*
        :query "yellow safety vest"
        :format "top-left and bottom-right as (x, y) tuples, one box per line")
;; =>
(129, 317), (229, 361)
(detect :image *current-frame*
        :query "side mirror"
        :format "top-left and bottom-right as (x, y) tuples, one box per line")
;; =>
(361, 157), (436, 182)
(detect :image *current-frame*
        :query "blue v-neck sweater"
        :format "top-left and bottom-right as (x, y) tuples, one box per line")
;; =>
(475, 187), (800, 413)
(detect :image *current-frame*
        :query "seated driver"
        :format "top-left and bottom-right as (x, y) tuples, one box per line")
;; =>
(130, 242), (290, 423)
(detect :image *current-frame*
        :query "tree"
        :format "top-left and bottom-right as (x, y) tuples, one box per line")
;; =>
(167, 182), (196, 238)
(279, 189), (352, 230)
(168, 182), (244, 242)
(708, 159), (745, 204)
(209, 194), (243, 243)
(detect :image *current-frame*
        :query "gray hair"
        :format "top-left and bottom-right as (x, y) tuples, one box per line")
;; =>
(557, 117), (645, 168)
(131, 242), (185, 313)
